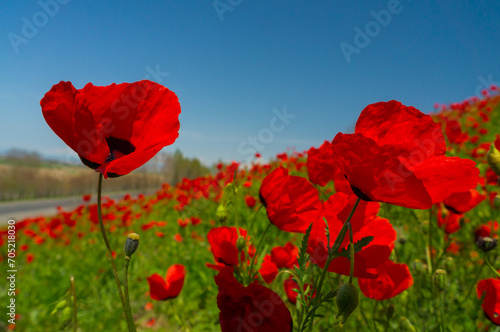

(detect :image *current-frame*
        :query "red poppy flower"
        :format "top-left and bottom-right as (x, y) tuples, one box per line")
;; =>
(437, 209), (463, 234)
(310, 101), (479, 209)
(477, 278), (500, 325)
(283, 278), (300, 304)
(147, 264), (186, 301)
(445, 119), (469, 144)
(357, 260), (413, 300)
(215, 267), (293, 332)
(259, 167), (322, 233)
(41, 80), (181, 178)
(207, 227), (248, 270)
(259, 254), (279, 283)
(270, 242), (298, 269)
(475, 221), (498, 241)
(261, 167), (395, 278)
(437, 189), (485, 234)
(443, 189), (485, 214)
(245, 195), (257, 208)
(307, 192), (396, 279)
(307, 141), (337, 186)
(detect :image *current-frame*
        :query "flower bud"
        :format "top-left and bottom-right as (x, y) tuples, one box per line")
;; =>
(236, 236), (246, 251)
(216, 204), (229, 224)
(432, 269), (447, 292)
(336, 283), (358, 324)
(487, 144), (500, 177)
(476, 236), (498, 252)
(124, 233), (140, 257)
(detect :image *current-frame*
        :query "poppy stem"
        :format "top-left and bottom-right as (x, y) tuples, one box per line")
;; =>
(485, 252), (500, 278)
(96, 173), (136, 332)
(70, 275), (77, 332)
(427, 207), (434, 274)
(124, 257), (134, 326)
(348, 223), (354, 285)
(439, 291), (445, 332)
(307, 197), (361, 332)
(247, 222), (272, 284)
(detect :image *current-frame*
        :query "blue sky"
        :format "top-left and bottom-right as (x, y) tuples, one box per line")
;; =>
(1, 1), (499, 165)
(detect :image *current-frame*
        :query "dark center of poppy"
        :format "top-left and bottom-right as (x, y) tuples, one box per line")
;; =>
(79, 136), (136, 173)
(443, 205), (462, 215)
(345, 174), (372, 201)
(104, 136), (135, 162)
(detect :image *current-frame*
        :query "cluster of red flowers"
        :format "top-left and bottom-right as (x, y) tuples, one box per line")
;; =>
(1, 80), (499, 330)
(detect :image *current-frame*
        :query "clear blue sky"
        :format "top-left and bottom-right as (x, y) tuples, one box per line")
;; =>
(1, 1), (499, 165)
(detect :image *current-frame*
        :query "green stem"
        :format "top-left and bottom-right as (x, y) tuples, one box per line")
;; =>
(247, 222), (272, 284)
(485, 253), (500, 278)
(439, 291), (445, 332)
(124, 257), (133, 325)
(96, 173), (136, 332)
(70, 275), (77, 332)
(348, 223), (354, 285)
(427, 207), (434, 274)
(307, 197), (361, 332)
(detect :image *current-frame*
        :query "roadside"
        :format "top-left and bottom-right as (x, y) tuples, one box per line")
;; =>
(0, 190), (156, 227)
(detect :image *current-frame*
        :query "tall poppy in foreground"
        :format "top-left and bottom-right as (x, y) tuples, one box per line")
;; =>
(308, 101), (479, 209)
(215, 267), (293, 332)
(41, 80), (181, 178)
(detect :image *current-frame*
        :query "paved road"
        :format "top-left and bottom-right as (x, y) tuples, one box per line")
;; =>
(0, 191), (154, 226)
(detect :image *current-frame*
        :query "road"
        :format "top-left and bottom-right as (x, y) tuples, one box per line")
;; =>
(0, 191), (153, 226)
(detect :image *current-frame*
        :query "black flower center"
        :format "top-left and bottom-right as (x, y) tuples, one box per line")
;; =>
(345, 174), (372, 201)
(104, 136), (136, 162)
(79, 136), (135, 173)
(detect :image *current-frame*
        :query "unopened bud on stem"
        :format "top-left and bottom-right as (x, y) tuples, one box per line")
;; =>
(124, 233), (139, 258)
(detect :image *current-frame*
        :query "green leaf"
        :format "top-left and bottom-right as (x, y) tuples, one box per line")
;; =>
(298, 223), (313, 275)
(302, 305), (321, 331)
(337, 236), (374, 258)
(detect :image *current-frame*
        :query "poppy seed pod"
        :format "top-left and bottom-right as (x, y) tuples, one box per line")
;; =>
(124, 233), (140, 257)
(433, 269), (448, 292)
(336, 283), (358, 324)
(487, 144), (500, 177)
(476, 236), (498, 252)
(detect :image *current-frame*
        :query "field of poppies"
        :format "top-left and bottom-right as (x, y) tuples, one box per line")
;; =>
(1, 82), (500, 332)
